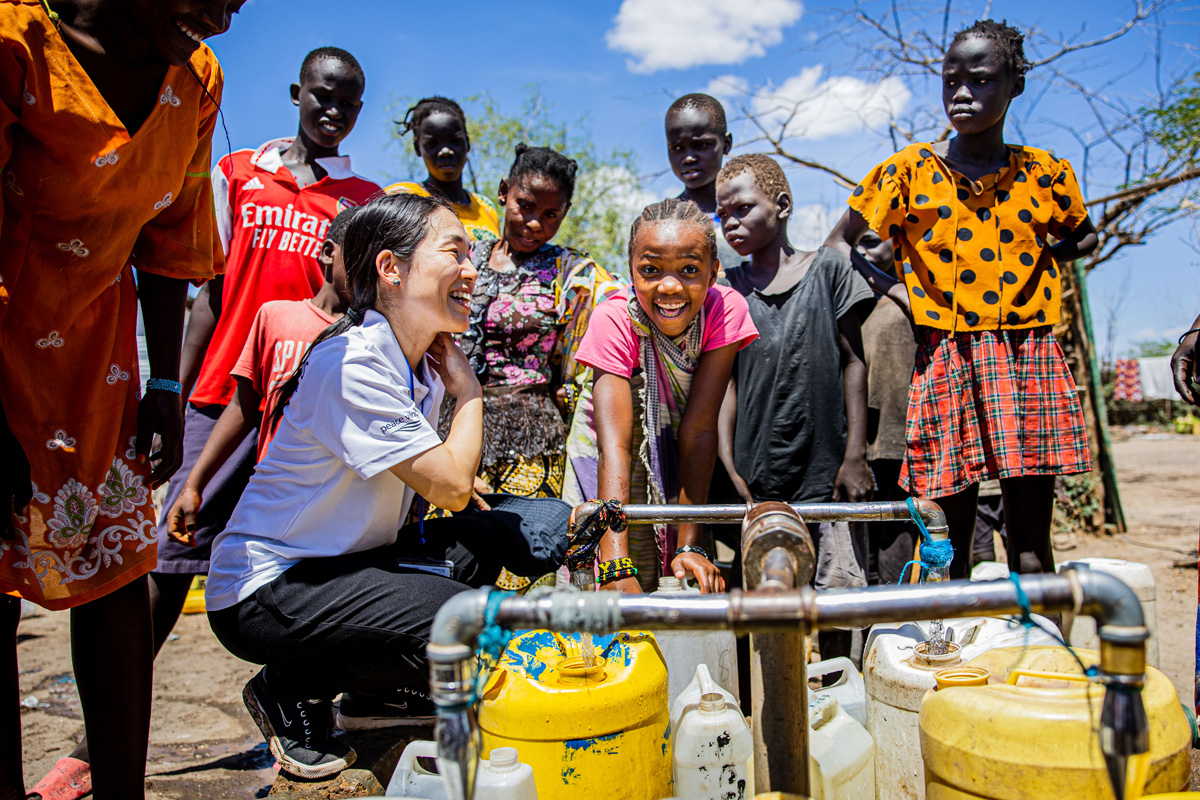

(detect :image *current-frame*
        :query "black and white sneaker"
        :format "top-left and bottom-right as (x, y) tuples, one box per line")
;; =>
(335, 685), (437, 730)
(242, 668), (356, 779)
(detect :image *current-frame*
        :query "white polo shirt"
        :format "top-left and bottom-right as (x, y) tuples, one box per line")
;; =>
(206, 310), (445, 611)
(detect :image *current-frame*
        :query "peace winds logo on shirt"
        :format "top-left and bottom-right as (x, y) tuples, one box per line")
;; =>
(380, 407), (424, 437)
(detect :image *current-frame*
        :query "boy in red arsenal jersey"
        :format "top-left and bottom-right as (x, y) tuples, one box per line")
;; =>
(145, 46), (378, 727)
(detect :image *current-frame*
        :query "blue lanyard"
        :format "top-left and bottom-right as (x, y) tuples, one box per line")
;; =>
(401, 356), (428, 550)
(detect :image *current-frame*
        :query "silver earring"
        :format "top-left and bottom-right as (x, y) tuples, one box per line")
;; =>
(392, 279), (400, 286)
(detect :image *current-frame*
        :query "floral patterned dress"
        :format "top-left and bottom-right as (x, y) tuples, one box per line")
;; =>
(457, 239), (621, 498)
(0, 4), (223, 609)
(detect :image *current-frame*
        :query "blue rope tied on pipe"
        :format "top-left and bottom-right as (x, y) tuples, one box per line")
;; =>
(1008, 572), (1098, 679)
(477, 589), (515, 665)
(470, 589), (516, 706)
(896, 497), (955, 584)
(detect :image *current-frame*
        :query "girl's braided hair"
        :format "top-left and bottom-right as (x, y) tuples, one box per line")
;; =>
(397, 96), (469, 142)
(627, 198), (716, 264)
(952, 19), (1031, 79)
(508, 143), (579, 202)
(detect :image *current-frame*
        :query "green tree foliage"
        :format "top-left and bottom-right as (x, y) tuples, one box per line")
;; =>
(1130, 337), (1178, 358)
(388, 88), (648, 277)
(1145, 72), (1200, 176)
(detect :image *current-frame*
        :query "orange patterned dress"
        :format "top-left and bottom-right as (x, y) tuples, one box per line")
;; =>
(0, 1), (224, 609)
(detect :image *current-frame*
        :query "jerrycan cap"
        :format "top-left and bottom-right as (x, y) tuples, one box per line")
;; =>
(934, 666), (990, 690)
(699, 692), (728, 715)
(487, 746), (520, 773)
(554, 655), (607, 685)
(914, 639), (962, 668)
(807, 693), (838, 730)
(658, 576), (683, 591)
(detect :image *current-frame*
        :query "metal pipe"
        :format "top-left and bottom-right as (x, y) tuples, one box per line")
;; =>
(571, 499), (948, 536)
(429, 567), (1147, 800)
(741, 502), (813, 795)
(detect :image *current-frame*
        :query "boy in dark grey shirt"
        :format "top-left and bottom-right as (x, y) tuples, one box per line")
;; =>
(715, 154), (874, 661)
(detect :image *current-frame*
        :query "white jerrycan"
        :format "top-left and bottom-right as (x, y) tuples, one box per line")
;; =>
(1059, 557), (1159, 666)
(386, 740), (538, 799)
(808, 656), (866, 727)
(672, 691), (754, 800)
(808, 694), (875, 800)
(652, 576), (738, 705)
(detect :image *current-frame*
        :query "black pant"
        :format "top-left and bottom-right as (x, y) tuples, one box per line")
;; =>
(867, 459), (918, 585)
(208, 499), (568, 700)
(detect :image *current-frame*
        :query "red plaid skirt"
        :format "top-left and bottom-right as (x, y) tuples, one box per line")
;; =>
(900, 326), (1093, 497)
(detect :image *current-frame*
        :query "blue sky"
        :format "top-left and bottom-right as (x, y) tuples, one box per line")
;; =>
(207, 0), (1200, 358)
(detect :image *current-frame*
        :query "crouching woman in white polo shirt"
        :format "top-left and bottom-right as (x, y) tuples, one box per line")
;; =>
(204, 192), (568, 780)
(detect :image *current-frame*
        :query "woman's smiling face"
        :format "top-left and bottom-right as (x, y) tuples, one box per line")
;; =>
(402, 208), (476, 333)
(629, 220), (717, 338)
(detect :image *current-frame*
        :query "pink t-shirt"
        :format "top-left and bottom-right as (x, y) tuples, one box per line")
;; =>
(232, 299), (338, 461)
(575, 285), (758, 377)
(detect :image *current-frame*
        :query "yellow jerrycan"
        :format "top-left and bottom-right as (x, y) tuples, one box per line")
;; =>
(478, 630), (672, 800)
(919, 646), (1191, 799)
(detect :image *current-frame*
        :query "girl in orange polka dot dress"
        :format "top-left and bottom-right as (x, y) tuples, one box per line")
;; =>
(826, 19), (1099, 581)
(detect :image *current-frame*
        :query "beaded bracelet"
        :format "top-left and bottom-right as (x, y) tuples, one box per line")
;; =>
(146, 378), (182, 394)
(597, 557), (637, 583)
(598, 568), (638, 584)
(674, 544), (710, 561)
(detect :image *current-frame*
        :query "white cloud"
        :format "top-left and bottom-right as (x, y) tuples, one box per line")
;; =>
(716, 65), (910, 141)
(606, 0), (803, 74)
(583, 165), (659, 221)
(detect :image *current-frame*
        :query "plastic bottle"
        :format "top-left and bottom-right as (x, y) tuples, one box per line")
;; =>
(476, 747), (538, 800)
(652, 576), (738, 705)
(808, 656), (866, 727)
(808, 694), (875, 800)
(384, 742), (539, 799)
(672, 692), (754, 800)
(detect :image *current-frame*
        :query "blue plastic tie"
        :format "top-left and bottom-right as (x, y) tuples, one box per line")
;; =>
(896, 497), (954, 584)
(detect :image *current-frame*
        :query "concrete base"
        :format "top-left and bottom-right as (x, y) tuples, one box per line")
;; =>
(267, 725), (433, 799)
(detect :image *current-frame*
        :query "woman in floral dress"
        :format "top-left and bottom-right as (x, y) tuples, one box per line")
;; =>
(458, 145), (620, 500)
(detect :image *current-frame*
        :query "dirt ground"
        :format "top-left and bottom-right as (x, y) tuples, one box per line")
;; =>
(14, 434), (1200, 798)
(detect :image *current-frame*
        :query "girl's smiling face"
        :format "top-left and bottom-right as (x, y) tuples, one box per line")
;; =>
(630, 220), (717, 337)
(941, 35), (1024, 136)
(499, 174), (570, 254)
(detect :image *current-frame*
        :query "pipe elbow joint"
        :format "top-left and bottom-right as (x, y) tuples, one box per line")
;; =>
(1069, 565), (1146, 632)
(911, 498), (949, 539)
(429, 587), (491, 658)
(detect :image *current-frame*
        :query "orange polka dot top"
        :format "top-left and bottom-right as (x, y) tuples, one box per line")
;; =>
(847, 143), (1089, 332)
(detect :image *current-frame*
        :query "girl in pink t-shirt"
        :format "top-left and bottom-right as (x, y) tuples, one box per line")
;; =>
(566, 199), (757, 593)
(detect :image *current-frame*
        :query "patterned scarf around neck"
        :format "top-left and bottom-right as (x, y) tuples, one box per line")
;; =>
(627, 293), (704, 508)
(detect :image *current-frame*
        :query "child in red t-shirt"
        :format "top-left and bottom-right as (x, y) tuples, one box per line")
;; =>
(165, 210), (355, 542)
